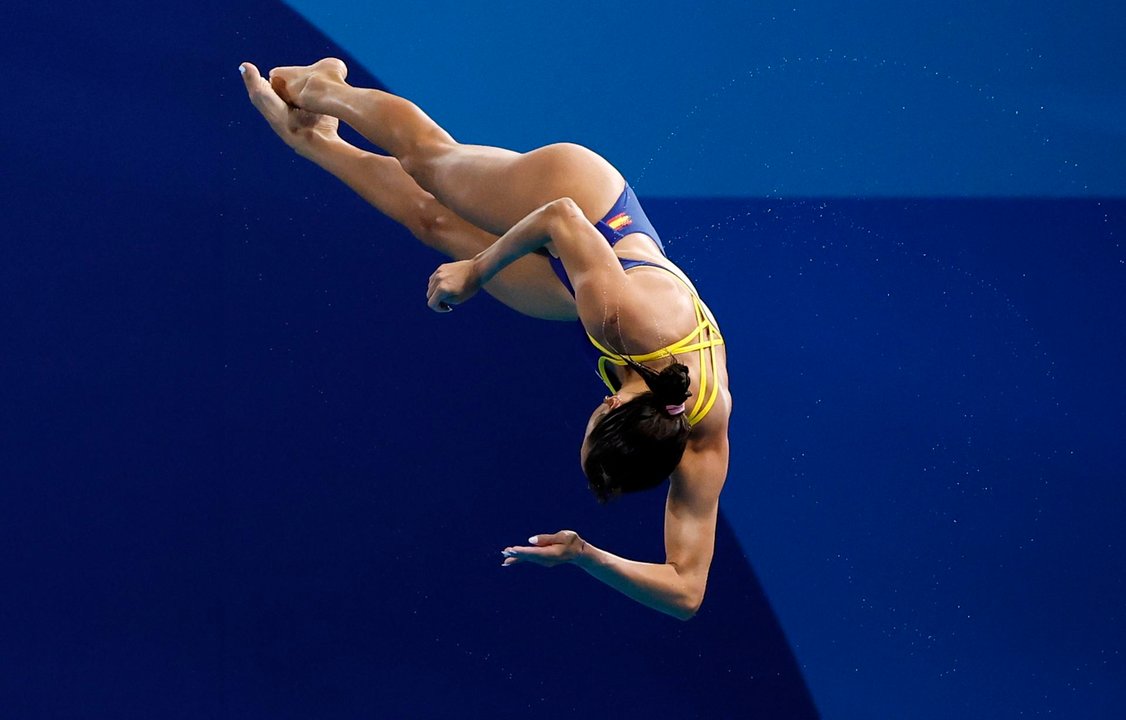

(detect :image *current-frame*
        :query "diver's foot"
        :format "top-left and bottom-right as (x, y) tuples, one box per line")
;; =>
(268, 58), (349, 111)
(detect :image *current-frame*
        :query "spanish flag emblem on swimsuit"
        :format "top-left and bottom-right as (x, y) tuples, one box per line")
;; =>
(606, 212), (633, 232)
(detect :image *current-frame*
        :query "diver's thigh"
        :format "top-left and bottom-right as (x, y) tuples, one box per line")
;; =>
(483, 254), (578, 321)
(427, 142), (626, 236)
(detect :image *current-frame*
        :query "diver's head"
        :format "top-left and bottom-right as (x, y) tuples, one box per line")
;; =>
(580, 361), (693, 503)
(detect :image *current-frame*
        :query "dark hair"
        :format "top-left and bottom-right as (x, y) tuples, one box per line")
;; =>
(583, 360), (693, 503)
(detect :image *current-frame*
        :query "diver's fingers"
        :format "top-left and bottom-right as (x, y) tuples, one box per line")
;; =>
(426, 287), (454, 313)
(529, 531), (572, 546)
(240, 62), (287, 120)
(426, 270), (455, 313)
(502, 545), (556, 566)
(239, 62), (263, 91)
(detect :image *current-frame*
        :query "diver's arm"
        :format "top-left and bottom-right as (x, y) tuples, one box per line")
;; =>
(427, 198), (629, 312)
(586, 442), (726, 619)
(471, 198), (620, 288)
(576, 536), (712, 621)
(504, 441), (728, 620)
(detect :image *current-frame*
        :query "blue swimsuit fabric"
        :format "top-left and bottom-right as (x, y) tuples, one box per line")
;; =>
(546, 183), (667, 297)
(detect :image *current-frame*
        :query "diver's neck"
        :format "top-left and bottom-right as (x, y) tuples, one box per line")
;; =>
(616, 373), (651, 397)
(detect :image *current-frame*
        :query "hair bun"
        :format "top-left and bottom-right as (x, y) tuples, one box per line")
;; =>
(650, 362), (692, 405)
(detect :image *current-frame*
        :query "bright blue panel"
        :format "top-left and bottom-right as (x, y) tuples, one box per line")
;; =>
(283, 0), (1126, 197)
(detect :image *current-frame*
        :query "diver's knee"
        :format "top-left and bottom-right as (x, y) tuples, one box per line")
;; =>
(399, 134), (455, 189)
(408, 198), (451, 251)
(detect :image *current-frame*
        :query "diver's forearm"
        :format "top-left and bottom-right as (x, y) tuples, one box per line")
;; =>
(572, 541), (701, 621)
(471, 201), (562, 284)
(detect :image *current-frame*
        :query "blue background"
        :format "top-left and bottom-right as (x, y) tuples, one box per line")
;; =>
(2, 1), (1123, 718)
(285, 0), (1126, 197)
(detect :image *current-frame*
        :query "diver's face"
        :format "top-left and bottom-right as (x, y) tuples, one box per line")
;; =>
(579, 395), (622, 466)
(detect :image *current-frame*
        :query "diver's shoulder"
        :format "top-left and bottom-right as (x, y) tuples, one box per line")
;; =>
(688, 386), (732, 446)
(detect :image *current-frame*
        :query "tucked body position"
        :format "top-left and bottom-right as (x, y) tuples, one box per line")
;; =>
(239, 58), (731, 620)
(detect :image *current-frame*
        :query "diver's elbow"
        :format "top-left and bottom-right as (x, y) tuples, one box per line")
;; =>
(547, 196), (581, 216)
(672, 591), (704, 621)
(672, 604), (699, 622)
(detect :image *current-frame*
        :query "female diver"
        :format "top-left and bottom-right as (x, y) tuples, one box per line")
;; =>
(239, 59), (730, 620)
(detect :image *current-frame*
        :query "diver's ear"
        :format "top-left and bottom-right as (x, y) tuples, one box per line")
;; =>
(605, 395), (623, 410)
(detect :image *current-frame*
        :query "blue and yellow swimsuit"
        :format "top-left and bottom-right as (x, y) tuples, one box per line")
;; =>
(547, 184), (725, 426)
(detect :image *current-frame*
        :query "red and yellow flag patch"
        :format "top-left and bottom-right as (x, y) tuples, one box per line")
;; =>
(606, 212), (633, 231)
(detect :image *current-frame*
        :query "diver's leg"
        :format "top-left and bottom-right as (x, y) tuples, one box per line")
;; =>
(269, 59), (626, 235)
(242, 59), (575, 320)
(304, 136), (577, 321)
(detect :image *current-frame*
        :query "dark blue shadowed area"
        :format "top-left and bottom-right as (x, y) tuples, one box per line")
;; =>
(1, 2), (815, 718)
(2, 2), (1124, 719)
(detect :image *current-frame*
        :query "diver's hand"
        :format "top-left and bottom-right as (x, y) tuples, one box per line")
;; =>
(239, 62), (340, 155)
(426, 259), (482, 313)
(501, 530), (587, 567)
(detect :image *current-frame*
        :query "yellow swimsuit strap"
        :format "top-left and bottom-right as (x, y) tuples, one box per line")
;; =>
(587, 268), (724, 426)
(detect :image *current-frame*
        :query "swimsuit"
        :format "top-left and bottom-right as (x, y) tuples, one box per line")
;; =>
(544, 183), (669, 295)
(546, 184), (725, 426)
